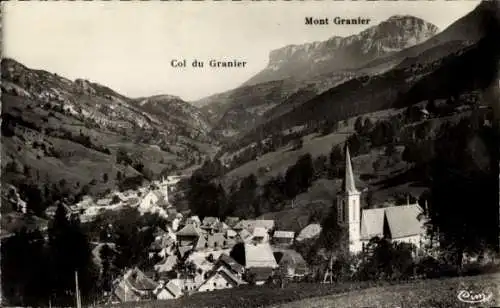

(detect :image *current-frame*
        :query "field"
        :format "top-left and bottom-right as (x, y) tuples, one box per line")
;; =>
(109, 272), (500, 308)
(271, 272), (500, 308)
(222, 108), (403, 187)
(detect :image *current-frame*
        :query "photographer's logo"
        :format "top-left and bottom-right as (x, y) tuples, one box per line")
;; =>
(457, 288), (493, 304)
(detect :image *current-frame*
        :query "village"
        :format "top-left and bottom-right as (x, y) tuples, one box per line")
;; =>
(31, 148), (433, 304)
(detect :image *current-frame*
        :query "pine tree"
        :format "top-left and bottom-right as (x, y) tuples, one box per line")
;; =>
(48, 203), (97, 306)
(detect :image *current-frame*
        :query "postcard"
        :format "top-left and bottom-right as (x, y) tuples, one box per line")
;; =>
(1, 1), (499, 307)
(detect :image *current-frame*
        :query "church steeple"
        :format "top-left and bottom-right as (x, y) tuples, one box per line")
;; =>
(337, 143), (362, 255)
(344, 145), (359, 194)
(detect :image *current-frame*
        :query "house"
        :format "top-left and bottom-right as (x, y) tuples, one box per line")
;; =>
(338, 146), (427, 255)
(251, 227), (269, 244)
(273, 249), (308, 279)
(194, 235), (208, 251)
(215, 253), (245, 278)
(201, 217), (220, 231)
(243, 243), (278, 285)
(113, 268), (158, 303)
(238, 229), (252, 243)
(177, 245), (193, 260)
(187, 250), (232, 275)
(154, 255), (178, 279)
(167, 207), (178, 217)
(296, 224), (322, 242)
(176, 224), (202, 246)
(207, 233), (227, 250)
(45, 203), (81, 220)
(226, 229), (237, 238)
(186, 216), (202, 227)
(155, 280), (183, 300)
(139, 190), (164, 211)
(197, 266), (247, 292)
(272, 231), (295, 247)
(170, 277), (204, 294)
(233, 219), (275, 233)
(224, 216), (240, 228)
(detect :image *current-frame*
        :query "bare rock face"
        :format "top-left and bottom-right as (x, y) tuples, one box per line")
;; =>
(245, 15), (439, 86)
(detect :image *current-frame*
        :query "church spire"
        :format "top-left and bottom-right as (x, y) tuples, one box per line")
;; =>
(344, 145), (358, 194)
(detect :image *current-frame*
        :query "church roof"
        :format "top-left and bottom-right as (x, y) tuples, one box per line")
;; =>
(360, 208), (385, 240)
(384, 204), (425, 239)
(361, 204), (425, 240)
(344, 146), (359, 194)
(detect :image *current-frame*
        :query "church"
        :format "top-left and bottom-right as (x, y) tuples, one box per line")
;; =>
(337, 146), (427, 255)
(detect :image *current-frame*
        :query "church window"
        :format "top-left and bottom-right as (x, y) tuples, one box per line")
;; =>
(344, 200), (348, 222)
(338, 200), (344, 222)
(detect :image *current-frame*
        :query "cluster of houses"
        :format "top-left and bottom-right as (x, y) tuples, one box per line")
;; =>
(110, 215), (312, 303)
(25, 147), (432, 305)
(43, 175), (183, 223)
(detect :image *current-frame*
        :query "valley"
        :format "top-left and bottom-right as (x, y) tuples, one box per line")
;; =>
(2, 1), (500, 307)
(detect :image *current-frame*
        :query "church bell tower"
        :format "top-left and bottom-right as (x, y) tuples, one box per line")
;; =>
(337, 145), (362, 254)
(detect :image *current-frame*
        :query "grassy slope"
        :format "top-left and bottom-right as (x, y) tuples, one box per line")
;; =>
(111, 272), (500, 308)
(223, 109), (401, 186)
(222, 107), (477, 231)
(1, 94), (181, 197)
(271, 272), (500, 308)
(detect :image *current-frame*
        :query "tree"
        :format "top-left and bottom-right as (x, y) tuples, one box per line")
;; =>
(426, 98), (437, 114)
(187, 172), (227, 219)
(99, 244), (116, 293)
(285, 154), (314, 198)
(228, 174), (258, 218)
(428, 118), (498, 270)
(116, 148), (132, 165)
(384, 143), (396, 157)
(48, 203), (98, 306)
(1, 228), (50, 307)
(354, 116), (364, 134)
(357, 237), (415, 281)
(20, 184), (45, 216)
(346, 134), (369, 156)
(292, 138), (304, 150)
(261, 175), (287, 212)
(329, 145), (345, 179)
(363, 118), (374, 134)
(318, 199), (347, 254)
(329, 145), (344, 165)
(365, 190), (374, 208)
(313, 155), (328, 179)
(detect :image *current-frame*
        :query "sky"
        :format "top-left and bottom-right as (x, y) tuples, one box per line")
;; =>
(3, 1), (480, 102)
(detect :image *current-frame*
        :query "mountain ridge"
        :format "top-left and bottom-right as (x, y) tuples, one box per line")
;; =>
(244, 15), (439, 86)
(1, 57), (214, 203)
